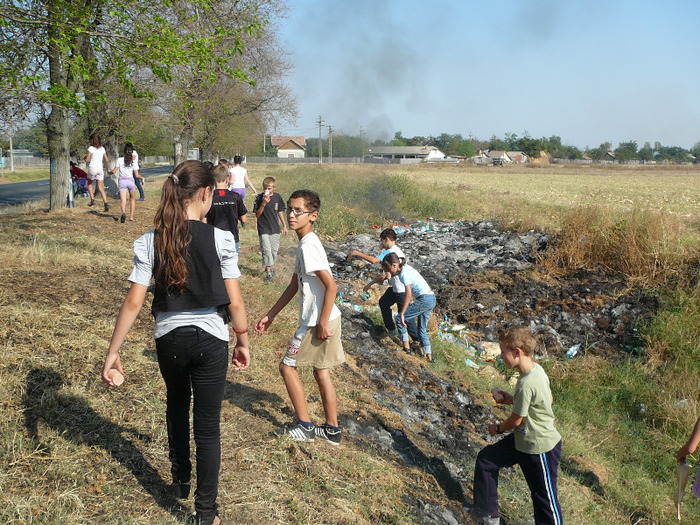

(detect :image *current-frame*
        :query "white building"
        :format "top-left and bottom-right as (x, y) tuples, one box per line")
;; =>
(271, 136), (306, 158)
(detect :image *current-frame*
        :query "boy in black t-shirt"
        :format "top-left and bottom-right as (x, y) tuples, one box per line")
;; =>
(205, 163), (248, 251)
(253, 176), (287, 281)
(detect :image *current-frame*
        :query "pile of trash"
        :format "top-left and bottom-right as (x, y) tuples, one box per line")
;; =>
(329, 219), (658, 360)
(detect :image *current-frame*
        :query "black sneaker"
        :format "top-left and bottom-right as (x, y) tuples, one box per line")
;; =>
(120, 213), (126, 223)
(314, 424), (342, 445)
(265, 271), (273, 282)
(88, 199), (95, 206)
(104, 202), (109, 212)
(282, 422), (315, 442)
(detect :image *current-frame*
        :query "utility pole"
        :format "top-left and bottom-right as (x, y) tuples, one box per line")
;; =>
(317, 115), (323, 164)
(359, 126), (365, 163)
(6, 107), (14, 172)
(328, 125), (333, 164)
(262, 133), (266, 155)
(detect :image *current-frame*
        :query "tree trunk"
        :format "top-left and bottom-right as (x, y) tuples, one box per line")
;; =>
(47, 105), (71, 210)
(46, 1), (71, 211)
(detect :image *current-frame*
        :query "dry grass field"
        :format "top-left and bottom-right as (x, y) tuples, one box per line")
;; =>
(0, 162), (698, 524)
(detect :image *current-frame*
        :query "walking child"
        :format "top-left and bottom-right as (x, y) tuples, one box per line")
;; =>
(130, 144), (145, 201)
(472, 327), (563, 525)
(253, 176), (288, 281)
(255, 189), (345, 444)
(205, 163), (248, 252)
(84, 132), (110, 211)
(108, 143), (143, 223)
(352, 228), (418, 341)
(102, 160), (250, 525)
(381, 253), (436, 362)
(228, 155), (257, 199)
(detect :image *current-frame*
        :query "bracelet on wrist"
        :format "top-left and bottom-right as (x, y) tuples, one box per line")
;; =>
(233, 328), (249, 334)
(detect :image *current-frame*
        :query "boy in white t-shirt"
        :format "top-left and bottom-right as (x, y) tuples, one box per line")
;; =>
(350, 228), (418, 342)
(255, 189), (345, 445)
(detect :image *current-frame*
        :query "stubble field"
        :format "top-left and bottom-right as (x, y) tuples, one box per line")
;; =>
(0, 162), (698, 524)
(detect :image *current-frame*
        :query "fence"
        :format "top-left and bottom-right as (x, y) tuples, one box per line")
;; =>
(5, 157), (50, 167)
(244, 156), (364, 164)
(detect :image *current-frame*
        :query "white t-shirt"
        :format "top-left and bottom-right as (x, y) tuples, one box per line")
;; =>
(295, 232), (341, 326)
(132, 150), (140, 170)
(115, 157), (135, 180)
(399, 264), (433, 298)
(229, 166), (247, 189)
(87, 146), (106, 169)
(378, 245), (406, 293)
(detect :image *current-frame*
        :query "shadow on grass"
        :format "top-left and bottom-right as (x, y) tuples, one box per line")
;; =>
(23, 367), (188, 522)
(223, 381), (292, 427)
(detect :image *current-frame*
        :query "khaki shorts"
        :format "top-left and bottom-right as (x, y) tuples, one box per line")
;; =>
(282, 316), (344, 369)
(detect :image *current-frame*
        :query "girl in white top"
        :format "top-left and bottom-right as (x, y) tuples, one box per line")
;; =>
(227, 155), (257, 200)
(382, 252), (436, 362)
(108, 143), (143, 223)
(83, 132), (109, 211)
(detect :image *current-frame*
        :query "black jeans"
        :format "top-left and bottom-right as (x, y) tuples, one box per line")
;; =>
(378, 287), (419, 341)
(156, 326), (228, 524)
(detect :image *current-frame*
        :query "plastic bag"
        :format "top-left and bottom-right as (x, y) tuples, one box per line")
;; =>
(674, 462), (690, 521)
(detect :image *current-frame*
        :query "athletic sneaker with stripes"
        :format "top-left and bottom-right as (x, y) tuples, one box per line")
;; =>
(285, 421), (315, 442)
(314, 424), (342, 445)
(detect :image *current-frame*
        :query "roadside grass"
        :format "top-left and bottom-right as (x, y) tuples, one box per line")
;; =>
(0, 163), (698, 524)
(0, 166), (50, 183)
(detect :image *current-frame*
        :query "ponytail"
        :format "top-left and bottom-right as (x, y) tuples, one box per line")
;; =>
(153, 161), (215, 290)
(124, 143), (134, 168)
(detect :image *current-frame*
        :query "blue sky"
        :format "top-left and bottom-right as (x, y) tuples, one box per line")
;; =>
(277, 0), (700, 149)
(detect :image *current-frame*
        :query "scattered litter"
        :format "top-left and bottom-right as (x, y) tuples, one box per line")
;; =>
(360, 291), (371, 301)
(475, 303), (485, 311)
(674, 462), (691, 521)
(475, 341), (501, 361)
(465, 358), (480, 369)
(566, 344), (581, 358)
(674, 399), (688, 409)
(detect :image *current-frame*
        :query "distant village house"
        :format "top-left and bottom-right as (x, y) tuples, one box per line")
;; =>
(366, 145), (449, 164)
(271, 136), (306, 158)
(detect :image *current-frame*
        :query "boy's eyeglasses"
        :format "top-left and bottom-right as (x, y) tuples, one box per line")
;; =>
(287, 209), (313, 216)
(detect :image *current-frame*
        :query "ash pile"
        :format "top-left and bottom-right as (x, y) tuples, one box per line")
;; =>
(327, 220), (658, 359)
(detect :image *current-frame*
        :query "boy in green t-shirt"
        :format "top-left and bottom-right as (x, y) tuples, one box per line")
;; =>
(472, 327), (563, 525)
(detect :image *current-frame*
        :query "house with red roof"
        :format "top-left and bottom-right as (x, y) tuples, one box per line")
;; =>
(271, 136), (306, 158)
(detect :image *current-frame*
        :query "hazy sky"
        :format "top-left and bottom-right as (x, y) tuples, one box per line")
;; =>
(277, 0), (700, 149)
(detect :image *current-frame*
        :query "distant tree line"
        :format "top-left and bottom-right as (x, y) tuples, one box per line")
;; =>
(298, 131), (700, 164)
(3, 124), (699, 166)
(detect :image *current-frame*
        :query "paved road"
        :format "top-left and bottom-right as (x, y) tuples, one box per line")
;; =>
(0, 165), (173, 207)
